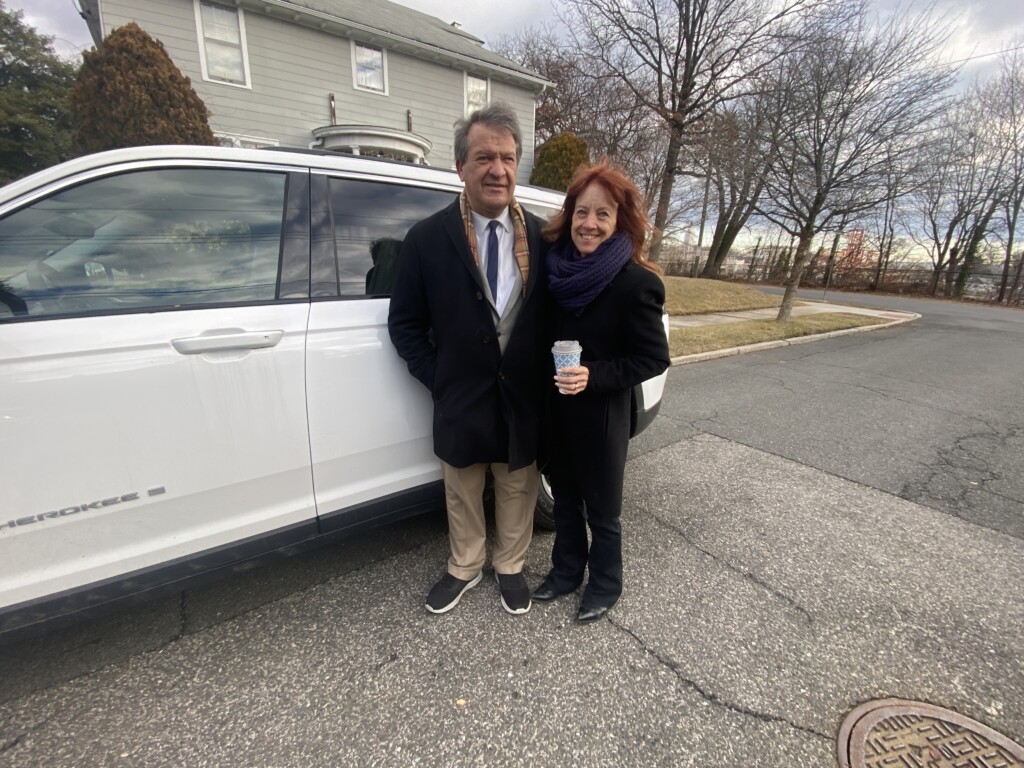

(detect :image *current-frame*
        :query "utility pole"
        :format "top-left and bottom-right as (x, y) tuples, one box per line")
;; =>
(691, 171), (712, 277)
(747, 236), (762, 280)
(822, 229), (844, 301)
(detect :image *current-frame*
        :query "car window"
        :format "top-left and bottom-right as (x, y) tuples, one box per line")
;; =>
(327, 178), (456, 297)
(0, 168), (288, 320)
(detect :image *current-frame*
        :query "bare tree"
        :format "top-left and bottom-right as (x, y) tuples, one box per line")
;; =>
(862, 150), (910, 290)
(757, 1), (957, 320)
(697, 94), (775, 277)
(909, 97), (1005, 297)
(949, 119), (1006, 298)
(559, 0), (813, 261)
(658, 167), (713, 273)
(491, 26), (667, 201)
(982, 44), (1024, 303)
(907, 111), (979, 292)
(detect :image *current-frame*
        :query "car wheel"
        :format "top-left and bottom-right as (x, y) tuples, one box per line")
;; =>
(534, 471), (555, 530)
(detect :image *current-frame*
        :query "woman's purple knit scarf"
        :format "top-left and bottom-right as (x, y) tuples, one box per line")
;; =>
(547, 231), (633, 314)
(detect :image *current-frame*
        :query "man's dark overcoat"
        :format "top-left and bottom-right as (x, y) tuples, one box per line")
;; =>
(388, 198), (548, 471)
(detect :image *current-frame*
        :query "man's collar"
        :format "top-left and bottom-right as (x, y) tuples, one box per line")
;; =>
(469, 207), (513, 233)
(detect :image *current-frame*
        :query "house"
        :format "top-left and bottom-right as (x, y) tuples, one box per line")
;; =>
(76, 0), (550, 176)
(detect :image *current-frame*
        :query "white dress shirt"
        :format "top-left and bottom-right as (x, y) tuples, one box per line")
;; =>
(470, 208), (517, 315)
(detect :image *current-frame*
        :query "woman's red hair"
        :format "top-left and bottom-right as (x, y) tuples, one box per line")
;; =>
(542, 159), (661, 273)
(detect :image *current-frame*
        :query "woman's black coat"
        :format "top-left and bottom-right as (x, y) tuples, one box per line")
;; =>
(547, 260), (670, 499)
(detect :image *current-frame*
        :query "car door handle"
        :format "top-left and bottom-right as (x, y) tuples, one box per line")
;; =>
(171, 330), (284, 354)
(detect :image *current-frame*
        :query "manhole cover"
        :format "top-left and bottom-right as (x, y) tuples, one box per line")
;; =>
(838, 699), (1024, 768)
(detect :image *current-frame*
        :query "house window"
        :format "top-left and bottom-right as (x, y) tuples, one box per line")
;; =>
(195, 0), (250, 87)
(466, 75), (489, 114)
(353, 43), (387, 94)
(215, 132), (280, 149)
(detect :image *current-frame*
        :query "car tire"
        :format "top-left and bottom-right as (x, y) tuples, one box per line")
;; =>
(534, 471), (556, 531)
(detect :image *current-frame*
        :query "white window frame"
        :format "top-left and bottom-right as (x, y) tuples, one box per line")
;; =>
(214, 132), (280, 149)
(352, 42), (388, 95)
(194, 0), (252, 89)
(465, 73), (489, 115)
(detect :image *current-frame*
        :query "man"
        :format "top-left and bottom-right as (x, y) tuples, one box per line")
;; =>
(388, 103), (548, 616)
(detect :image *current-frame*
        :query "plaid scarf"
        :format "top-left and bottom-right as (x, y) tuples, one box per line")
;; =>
(460, 191), (530, 297)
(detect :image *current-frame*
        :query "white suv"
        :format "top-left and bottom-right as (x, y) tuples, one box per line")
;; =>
(0, 146), (668, 639)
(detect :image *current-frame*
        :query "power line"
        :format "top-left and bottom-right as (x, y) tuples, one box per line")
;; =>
(947, 42), (1024, 67)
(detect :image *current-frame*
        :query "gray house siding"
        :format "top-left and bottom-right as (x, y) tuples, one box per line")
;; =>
(89, 0), (539, 178)
(490, 83), (537, 176)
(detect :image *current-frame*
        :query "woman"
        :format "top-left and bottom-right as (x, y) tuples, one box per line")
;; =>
(533, 160), (671, 624)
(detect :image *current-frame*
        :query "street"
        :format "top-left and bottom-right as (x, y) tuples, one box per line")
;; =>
(1, 291), (1021, 767)
(733, 287), (1024, 538)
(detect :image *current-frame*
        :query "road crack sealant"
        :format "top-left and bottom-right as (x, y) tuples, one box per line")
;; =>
(0, 717), (50, 756)
(608, 616), (829, 742)
(645, 502), (814, 627)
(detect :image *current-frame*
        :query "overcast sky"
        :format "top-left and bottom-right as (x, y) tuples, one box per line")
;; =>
(9, 0), (1023, 82)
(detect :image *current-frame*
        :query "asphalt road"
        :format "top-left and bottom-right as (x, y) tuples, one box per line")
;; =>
(1, 290), (1021, 767)
(652, 287), (1024, 541)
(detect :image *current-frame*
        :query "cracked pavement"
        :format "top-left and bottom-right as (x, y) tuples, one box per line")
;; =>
(0, 435), (1019, 767)
(1, 291), (1021, 766)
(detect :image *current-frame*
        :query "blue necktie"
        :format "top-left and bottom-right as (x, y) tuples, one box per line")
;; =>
(486, 220), (499, 303)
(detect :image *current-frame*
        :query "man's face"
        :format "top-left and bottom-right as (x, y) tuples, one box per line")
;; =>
(457, 123), (518, 218)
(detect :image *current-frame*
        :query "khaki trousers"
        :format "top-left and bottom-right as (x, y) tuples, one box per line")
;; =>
(440, 460), (539, 579)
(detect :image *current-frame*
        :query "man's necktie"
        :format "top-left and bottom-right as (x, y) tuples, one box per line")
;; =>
(486, 220), (499, 302)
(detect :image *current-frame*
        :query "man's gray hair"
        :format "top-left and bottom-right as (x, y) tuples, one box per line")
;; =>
(454, 102), (523, 165)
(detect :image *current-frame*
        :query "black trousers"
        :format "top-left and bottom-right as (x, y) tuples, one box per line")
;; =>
(546, 448), (626, 609)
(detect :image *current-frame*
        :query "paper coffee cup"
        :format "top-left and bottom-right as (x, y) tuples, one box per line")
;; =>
(552, 340), (582, 394)
(552, 340), (582, 372)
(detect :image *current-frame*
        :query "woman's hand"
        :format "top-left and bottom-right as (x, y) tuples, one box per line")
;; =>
(555, 365), (589, 395)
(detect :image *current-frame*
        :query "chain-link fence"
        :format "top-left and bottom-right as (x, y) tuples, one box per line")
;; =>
(795, 266), (1022, 303)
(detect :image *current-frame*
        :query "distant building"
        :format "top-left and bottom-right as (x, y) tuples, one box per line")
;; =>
(78, 0), (550, 176)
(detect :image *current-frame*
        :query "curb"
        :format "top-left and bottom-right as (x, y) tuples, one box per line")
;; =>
(669, 312), (920, 367)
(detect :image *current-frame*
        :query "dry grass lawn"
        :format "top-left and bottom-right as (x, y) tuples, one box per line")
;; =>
(662, 276), (781, 315)
(669, 313), (887, 357)
(657, 276), (890, 357)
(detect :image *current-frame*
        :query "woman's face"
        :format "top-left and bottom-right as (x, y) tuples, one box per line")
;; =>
(571, 182), (618, 256)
